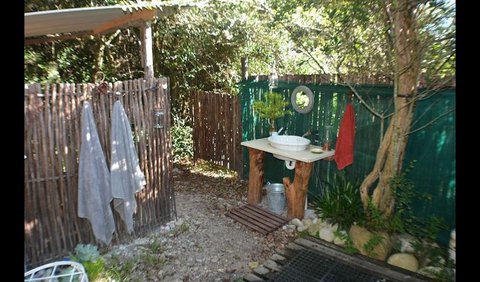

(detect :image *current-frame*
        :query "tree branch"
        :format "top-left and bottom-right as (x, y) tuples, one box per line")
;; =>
(407, 107), (455, 135)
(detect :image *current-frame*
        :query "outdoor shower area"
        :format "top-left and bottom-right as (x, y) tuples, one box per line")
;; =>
(24, 77), (176, 268)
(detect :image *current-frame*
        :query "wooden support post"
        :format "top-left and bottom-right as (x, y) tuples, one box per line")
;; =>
(140, 21), (154, 80)
(283, 161), (313, 219)
(247, 148), (264, 204)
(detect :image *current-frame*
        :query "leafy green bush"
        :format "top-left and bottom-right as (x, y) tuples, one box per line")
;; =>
(389, 161), (448, 240)
(310, 172), (364, 230)
(69, 244), (104, 281)
(171, 114), (193, 162)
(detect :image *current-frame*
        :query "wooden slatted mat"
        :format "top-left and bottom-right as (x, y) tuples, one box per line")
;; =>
(226, 204), (289, 235)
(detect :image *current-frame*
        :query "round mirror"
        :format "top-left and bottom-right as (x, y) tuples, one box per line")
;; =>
(291, 85), (314, 114)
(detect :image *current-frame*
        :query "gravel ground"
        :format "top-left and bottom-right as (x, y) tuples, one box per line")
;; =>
(101, 161), (297, 281)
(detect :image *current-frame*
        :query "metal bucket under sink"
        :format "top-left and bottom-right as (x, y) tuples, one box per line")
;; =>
(265, 183), (285, 215)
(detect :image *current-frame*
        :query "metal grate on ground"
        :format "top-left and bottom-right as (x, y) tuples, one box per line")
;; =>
(271, 249), (394, 282)
(226, 204), (288, 235)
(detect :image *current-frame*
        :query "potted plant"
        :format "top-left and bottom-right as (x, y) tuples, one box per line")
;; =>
(253, 92), (292, 135)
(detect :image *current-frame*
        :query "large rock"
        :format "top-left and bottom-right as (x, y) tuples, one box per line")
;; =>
(387, 253), (419, 272)
(319, 227), (335, 242)
(349, 225), (392, 261)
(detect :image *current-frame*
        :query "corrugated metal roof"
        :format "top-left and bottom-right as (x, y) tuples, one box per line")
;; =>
(25, 4), (195, 38)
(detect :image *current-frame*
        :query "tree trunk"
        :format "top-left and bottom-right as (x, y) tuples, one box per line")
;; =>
(283, 161), (313, 219)
(247, 148), (264, 204)
(360, 0), (420, 216)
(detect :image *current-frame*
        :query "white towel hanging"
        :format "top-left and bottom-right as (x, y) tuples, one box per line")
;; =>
(110, 100), (147, 233)
(78, 101), (115, 245)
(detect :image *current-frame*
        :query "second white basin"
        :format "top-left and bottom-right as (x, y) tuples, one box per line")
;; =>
(267, 135), (311, 151)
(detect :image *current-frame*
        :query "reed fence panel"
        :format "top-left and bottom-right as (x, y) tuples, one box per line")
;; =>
(24, 77), (175, 268)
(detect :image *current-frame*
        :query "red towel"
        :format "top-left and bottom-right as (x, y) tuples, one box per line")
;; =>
(335, 103), (355, 170)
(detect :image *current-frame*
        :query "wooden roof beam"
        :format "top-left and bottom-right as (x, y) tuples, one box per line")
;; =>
(93, 9), (156, 35)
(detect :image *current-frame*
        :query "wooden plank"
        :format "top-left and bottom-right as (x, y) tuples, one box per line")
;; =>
(243, 205), (288, 225)
(226, 213), (269, 234)
(228, 208), (278, 230)
(226, 204), (287, 235)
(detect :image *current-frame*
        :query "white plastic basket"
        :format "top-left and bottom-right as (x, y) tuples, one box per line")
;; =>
(24, 261), (89, 282)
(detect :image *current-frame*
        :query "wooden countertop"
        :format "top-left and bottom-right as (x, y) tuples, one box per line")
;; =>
(241, 138), (335, 163)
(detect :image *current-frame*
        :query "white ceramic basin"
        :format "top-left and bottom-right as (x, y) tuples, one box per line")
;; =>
(267, 135), (311, 151)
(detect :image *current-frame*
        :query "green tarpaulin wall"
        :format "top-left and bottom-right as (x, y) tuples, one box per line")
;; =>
(239, 80), (455, 245)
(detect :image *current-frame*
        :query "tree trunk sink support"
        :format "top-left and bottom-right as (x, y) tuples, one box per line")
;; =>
(247, 146), (314, 219)
(247, 148), (264, 204)
(283, 161), (313, 219)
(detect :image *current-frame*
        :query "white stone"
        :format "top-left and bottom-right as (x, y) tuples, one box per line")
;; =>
(387, 253), (419, 272)
(395, 233), (417, 253)
(291, 218), (304, 228)
(449, 248), (456, 264)
(297, 225), (307, 232)
(286, 224), (296, 230)
(418, 266), (444, 279)
(302, 218), (312, 228)
(303, 209), (317, 220)
(319, 227), (335, 242)
(312, 218), (318, 224)
(175, 218), (184, 226)
(424, 255), (446, 267)
(307, 222), (321, 236)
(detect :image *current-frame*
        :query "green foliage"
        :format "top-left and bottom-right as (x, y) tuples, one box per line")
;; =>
(104, 255), (137, 281)
(171, 221), (190, 238)
(358, 161), (448, 242)
(103, 237), (167, 281)
(72, 244), (100, 262)
(333, 230), (359, 254)
(171, 114), (193, 162)
(69, 244), (104, 281)
(362, 232), (384, 257)
(310, 171), (364, 230)
(390, 161), (448, 241)
(252, 92), (292, 130)
(24, 0), (454, 118)
(361, 199), (404, 234)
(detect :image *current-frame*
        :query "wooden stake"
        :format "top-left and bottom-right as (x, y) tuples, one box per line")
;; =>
(247, 148), (264, 204)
